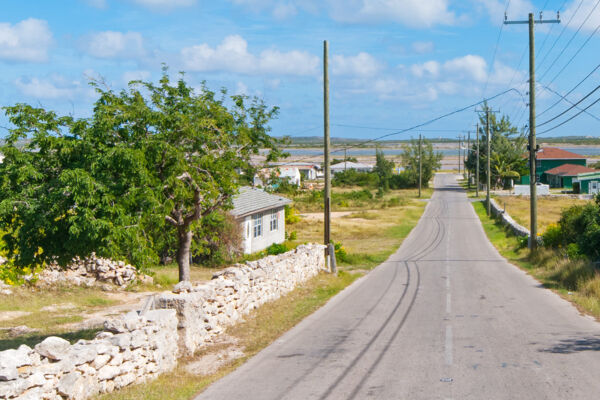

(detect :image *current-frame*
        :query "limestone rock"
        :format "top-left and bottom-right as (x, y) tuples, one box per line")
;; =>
(35, 337), (71, 361)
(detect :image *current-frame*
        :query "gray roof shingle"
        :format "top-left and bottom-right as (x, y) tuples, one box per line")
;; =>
(230, 187), (292, 218)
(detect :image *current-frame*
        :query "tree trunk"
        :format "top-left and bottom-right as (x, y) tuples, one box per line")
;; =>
(176, 228), (192, 282)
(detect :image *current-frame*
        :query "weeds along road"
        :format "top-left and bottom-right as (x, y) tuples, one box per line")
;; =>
(196, 174), (600, 400)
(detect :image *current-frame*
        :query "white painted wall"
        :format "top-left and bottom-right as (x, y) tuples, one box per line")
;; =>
(239, 206), (286, 254)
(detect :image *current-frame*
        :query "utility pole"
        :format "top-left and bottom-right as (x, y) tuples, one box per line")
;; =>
(476, 124), (479, 197)
(486, 111), (491, 216)
(418, 134), (422, 198)
(505, 11), (560, 252)
(458, 135), (460, 175)
(344, 148), (347, 172)
(323, 40), (331, 248)
(467, 131), (471, 188)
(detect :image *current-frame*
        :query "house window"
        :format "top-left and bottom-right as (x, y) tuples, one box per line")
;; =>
(253, 213), (262, 237)
(270, 210), (278, 231)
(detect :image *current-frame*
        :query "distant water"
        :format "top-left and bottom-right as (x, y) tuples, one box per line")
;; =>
(277, 147), (600, 158)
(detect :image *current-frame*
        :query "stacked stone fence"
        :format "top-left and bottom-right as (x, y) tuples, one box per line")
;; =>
(0, 243), (326, 399)
(489, 198), (530, 237)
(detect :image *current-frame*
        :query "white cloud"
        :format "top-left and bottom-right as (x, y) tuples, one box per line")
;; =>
(327, 0), (457, 27)
(181, 35), (319, 76)
(412, 41), (434, 54)
(83, 31), (145, 59)
(443, 54), (487, 82)
(236, 81), (249, 95)
(14, 74), (86, 99)
(0, 18), (53, 62)
(131, 0), (196, 9)
(563, 0), (600, 32)
(332, 52), (382, 77)
(411, 60), (440, 78)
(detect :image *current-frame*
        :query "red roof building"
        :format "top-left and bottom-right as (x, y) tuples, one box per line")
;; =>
(535, 147), (586, 160)
(543, 163), (598, 189)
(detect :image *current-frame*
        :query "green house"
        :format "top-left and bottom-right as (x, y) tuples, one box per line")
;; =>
(543, 164), (598, 189)
(521, 147), (587, 184)
(573, 171), (600, 195)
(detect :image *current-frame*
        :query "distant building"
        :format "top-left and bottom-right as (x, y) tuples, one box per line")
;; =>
(330, 161), (373, 174)
(253, 166), (301, 187)
(270, 162), (320, 180)
(230, 187), (292, 254)
(521, 147), (587, 184)
(573, 171), (600, 194)
(543, 164), (598, 189)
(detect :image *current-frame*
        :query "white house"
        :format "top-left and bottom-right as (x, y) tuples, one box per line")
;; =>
(270, 162), (320, 180)
(330, 161), (373, 174)
(230, 187), (292, 254)
(253, 166), (301, 187)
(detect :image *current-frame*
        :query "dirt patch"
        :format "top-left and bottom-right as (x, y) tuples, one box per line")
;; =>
(40, 303), (77, 312)
(185, 346), (245, 376)
(301, 211), (358, 221)
(0, 311), (31, 322)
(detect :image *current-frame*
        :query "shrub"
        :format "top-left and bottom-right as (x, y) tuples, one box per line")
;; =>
(389, 171), (415, 189)
(285, 205), (301, 224)
(288, 231), (297, 240)
(267, 242), (288, 255)
(332, 170), (379, 188)
(542, 223), (562, 248)
(333, 241), (348, 263)
(193, 212), (243, 267)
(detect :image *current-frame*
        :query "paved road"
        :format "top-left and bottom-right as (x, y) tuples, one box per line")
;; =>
(197, 174), (600, 400)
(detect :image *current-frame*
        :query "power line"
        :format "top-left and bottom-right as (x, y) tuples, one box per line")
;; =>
(538, 0), (600, 83)
(536, 83), (600, 127)
(482, 0), (511, 98)
(538, 96), (600, 135)
(537, 83), (600, 122)
(546, 21), (600, 86)
(332, 124), (472, 133)
(537, 61), (600, 117)
(287, 88), (522, 164)
(536, 0), (585, 72)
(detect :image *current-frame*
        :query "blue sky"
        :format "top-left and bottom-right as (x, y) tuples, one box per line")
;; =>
(1, 0), (600, 140)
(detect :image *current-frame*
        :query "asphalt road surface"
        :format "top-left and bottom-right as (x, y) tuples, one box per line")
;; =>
(196, 174), (600, 400)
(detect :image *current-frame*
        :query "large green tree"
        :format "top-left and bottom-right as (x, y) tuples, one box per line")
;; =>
(465, 105), (527, 189)
(0, 72), (281, 281)
(401, 138), (443, 187)
(374, 149), (394, 192)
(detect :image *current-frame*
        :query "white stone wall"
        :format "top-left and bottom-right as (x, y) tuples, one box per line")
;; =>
(0, 309), (177, 400)
(156, 243), (326, 356)
(0, 243), (326, 399)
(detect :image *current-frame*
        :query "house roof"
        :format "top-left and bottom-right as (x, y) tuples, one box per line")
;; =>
(544, 163), (598, 177)
(536, 147), (586, 160)
(270, 162), (320, 169)
(330, 161), (373, 170)
(230, 187), (291, 218)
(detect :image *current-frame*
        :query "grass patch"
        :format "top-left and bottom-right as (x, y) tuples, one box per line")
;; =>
(0, 328), (102, 351)
(95, 271), (360, 400)
(472, 200), (600, 319)
(492, 195), (591, 233)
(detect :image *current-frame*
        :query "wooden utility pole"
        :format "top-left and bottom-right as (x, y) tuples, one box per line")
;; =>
(458, 135), (460, 175)
(323, 40), (331, 248)
(467, 131), (471, 188)
(418, 134), (422, 198)
(505, 11), (560, 252)
(476, 123), (480, 197)
(486, 111), (491, 216)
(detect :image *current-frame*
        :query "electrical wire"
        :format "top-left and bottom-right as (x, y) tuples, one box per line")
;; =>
(538, 96), (600, 135)
(537, 84), (600, 122)
(546, 22), (600, 86)
(287, 88), (522, 164)
(536, 0), (585, 72)
(536, 83), (600, 127)
(538, 0), (600, 83)
(482, 0), (511, 98)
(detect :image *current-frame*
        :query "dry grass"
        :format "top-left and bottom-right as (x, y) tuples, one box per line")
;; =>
(472, 201), (600, 320)
(494, 195), (591, 232)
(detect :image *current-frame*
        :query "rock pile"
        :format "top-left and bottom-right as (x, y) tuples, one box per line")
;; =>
(36, 254), (150, 288)
(0, 309), (177, 400)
